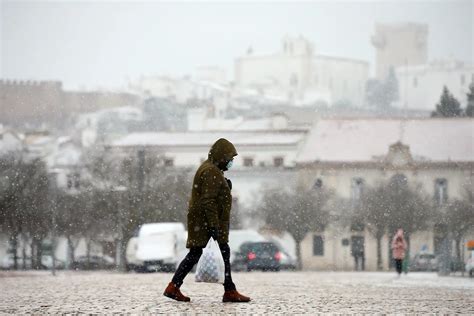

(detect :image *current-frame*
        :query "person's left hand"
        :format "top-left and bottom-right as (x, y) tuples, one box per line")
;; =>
(208, 227), (219, 241)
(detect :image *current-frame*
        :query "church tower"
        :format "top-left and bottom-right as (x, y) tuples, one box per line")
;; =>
(371, 23), (428, 79)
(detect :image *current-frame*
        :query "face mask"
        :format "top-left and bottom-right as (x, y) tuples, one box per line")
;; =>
(226, 160), (233, 170)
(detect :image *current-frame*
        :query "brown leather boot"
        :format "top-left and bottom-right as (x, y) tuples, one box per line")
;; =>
(163, 282), (191, 302)
(222, 290), (251, 303)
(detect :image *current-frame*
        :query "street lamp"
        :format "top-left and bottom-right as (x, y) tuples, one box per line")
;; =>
(112, 185), (128, 271)
(48, 169), (60, 276)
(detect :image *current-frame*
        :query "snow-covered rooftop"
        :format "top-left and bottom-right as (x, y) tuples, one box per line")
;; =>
(0, 131), (23, 155)
(111, 131), (305, 148)
(297, 118), (474, 163)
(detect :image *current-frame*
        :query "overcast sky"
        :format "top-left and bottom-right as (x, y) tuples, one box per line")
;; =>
(1, 0), (473, 90)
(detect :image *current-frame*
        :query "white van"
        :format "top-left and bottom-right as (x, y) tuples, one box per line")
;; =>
(126, 222), (187, 272)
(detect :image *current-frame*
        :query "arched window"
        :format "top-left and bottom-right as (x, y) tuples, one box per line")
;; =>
(434, 178), (448, 206)
(351, 177), (364, 203)
(314, 178), (323, 189)
(390, 174), (407, 187)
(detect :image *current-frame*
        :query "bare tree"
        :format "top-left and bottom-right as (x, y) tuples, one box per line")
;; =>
(355, 176), (431, 270)
(255, 185), (331, 270)
(21, 160), (50, 269)
(56, 192), (84, 268)
(84, 147), (192, 270)
(0, 157), (49, 270)
(435, 187), (474, 262)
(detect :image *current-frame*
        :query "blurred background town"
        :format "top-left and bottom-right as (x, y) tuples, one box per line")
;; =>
(0, 1), (473, 276)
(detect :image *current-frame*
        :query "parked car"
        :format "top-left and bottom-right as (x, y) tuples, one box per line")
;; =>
(1, 254), (65, 270)
(410, 252), (438, 271)
(232, 241), (281, 272)
(466, 250), (474, 277)
(39, 256), (66, 270)
(279, 250), (297, 270)
(229, 229), (267, 264)
(125, 222), (187, 272)
(71, 255), (115, 270)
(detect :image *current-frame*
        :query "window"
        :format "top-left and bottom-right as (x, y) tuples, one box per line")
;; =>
(313, 235), (324, 256)
(164, 158), (174, 167)
(243, 158), (254, 167)
(390, 174), (407, 187)
(434, 178), (448, 205)
(67, 175), (73, 189)
(351, 177), (364, 203)
(74, 173), (80, 189)
(314, 178), (323, 189)
(273, 157), (284, 167)
(413, 77), (418, 88)
(66, 173), (80, 189)
(461, 74), (466, 85)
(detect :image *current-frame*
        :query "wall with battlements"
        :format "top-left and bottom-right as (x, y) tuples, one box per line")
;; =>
(0, 79), (140, 126)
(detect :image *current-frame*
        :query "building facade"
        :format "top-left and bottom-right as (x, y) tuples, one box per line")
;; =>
(107, 131), (306, 212)
(371, 23), (428, 80)
(395, 59), (474, 111)
(296, 118), (474, 271)
(234, 36), (369, 107)
(0, 80), (139, 126)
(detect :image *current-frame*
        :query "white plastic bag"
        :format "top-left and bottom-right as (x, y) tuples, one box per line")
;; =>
(195, 237), (225, 284)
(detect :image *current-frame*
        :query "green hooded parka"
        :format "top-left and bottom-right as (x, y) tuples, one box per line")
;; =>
(186, 138), (237, 248)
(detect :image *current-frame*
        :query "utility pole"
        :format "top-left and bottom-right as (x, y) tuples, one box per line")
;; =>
(113, 186), (128, 271)
(137, 149), (146, 225)
(49, 172), (58, 276)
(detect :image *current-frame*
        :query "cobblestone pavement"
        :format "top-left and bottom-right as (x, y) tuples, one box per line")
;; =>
(0, 271), (473, 314)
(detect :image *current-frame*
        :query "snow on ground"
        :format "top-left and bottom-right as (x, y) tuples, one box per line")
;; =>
(0, 271), (472, 314)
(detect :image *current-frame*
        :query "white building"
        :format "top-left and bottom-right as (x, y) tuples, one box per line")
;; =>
(371, 23), (428, 80)
(46, 137), (84, 191)
(195, 66), (227, 84)
(396, 59), (474, 111)
(128, 76), (197, 102)
(76, 106), (144, 147)
(128, 74), (231, 105)
(296, 118), (474, 271)
(187, 107), (294, 132)
(234, 35), (369, 107)
(0, 128), (23, 157)
(107, 131), (306, 212)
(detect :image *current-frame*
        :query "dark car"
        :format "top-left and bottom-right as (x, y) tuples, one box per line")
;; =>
(71, 255), (115, 270)
(410, 253), (438, 271)
(233, 242), (281, 272)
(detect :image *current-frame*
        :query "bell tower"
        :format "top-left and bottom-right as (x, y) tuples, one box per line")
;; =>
(371, 23), (428, 79)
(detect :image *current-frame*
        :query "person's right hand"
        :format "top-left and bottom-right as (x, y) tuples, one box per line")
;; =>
(208, 227), (219, 241)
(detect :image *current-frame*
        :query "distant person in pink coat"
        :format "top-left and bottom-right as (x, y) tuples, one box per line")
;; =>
(391, 228), (407, 276)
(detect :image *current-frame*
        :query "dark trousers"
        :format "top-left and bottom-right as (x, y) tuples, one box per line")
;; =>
(171, 243), (236, 292)
(394, 259), (403, 274)
(353, 255), (365, 271)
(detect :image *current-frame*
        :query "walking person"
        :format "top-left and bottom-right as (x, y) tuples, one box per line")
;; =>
(351, 236), (365, 271)
(163, 138), (251, 303)
(391, 228), (407, 277)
